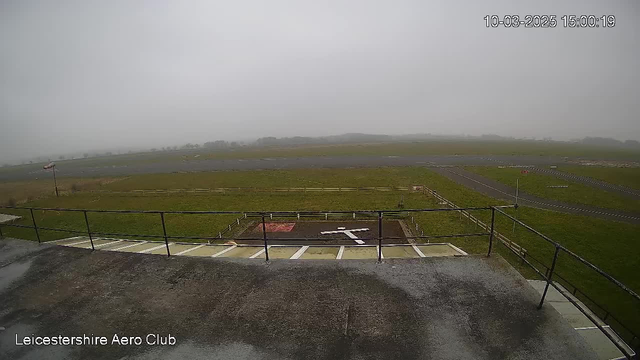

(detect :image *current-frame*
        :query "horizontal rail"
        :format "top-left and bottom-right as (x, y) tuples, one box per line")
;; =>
(0, 205), (508, 214)
(493, 206), (640, 303)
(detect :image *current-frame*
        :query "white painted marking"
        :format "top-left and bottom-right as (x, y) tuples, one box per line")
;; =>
(175, 244), (205, 256)
(290, 246), (309, 259)
(67, 239), (91, 247)
(112, 241), (147, 251)
(211, 245), (237, 257)
(574, 325), (610, 330)
(138, 244), (169, 254)
(321, 227), (369, 245)
(337, 246), (345, 259)
(250, 246), (271, 259)
(94, 240), (123, 248)
(412, 244), (426, 258)
(447, 243), (468, 255)
(52, 236), (84, 243)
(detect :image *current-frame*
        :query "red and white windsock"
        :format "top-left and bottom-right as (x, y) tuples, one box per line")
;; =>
(43, 162), (55, 170)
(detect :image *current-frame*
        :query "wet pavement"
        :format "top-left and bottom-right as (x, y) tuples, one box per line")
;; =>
(0, 237), (597, 360)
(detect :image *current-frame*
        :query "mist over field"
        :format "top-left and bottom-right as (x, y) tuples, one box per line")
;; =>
(1, 0), (639, 163)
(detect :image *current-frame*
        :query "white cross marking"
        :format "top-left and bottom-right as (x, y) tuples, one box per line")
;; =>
(320, 228), (370, 244)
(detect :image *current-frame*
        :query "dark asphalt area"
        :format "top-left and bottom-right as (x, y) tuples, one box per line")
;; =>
(431, 167), (640, 225)
(531, 167), (640, 198)
(236, 220), (407, 245)
(0, 155), (569, 181)
(0, 238), (597, 360)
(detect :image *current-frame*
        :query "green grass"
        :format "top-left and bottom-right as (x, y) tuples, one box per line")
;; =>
(2, 166), (639, 341)
(465, 166), (640, 213)
(560, 166), (640, 190)
(3, 140), (639, 172)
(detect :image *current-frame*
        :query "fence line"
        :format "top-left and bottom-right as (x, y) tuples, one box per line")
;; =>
(83, 186), (416, 195)
(422, 187), (637, 357)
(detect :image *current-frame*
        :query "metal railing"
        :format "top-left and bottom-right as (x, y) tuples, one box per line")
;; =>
(0, 203), (637, 357)
(0, 205), (506, 260)
(492, 207), (638, 359)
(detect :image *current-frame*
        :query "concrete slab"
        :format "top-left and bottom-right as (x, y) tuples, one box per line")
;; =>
(527, 280), (633, 359)
(54, 237), (89, 245)
(170, 244), (204, 255)
(217, 246), (263, 258)
(180, 245), (228, 257)
(341, 246), (377, 259)
(148, 244), (172, 255)
(417, 244), (460, 257)
(547, 301), (597, 328)
(74, 239), (118, 249)
(528, 280), (568, 302)
(300, 246), (339, 259)
(255, 246), (300, 259)
(382, 246), (419, 258)
(577, 328), (626, 360)
(98, 240), (136, 250)
(114, 242), (161, 253)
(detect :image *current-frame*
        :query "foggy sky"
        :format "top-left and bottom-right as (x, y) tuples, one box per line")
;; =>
(1, 0), (639, 163)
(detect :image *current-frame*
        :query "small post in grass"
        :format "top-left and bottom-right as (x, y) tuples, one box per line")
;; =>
(160, 212), (170, 257)
(30, 208), (41, 243)
(262, 214), (269, 261)
(83, 210), (94, 250)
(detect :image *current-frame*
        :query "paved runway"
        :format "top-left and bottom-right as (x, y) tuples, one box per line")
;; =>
(431, 167), (640, 224)
(0, 155), (569, 181)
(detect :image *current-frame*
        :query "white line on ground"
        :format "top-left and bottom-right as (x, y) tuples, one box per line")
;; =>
(412, 244), (426, 258)
(175, 244), (205, 256)
(52, 236), (84, 243)
(112, 241), (147, 251)
(337, 246), (345, 259)
(94, 240), (123, 248)
(447, 243), (468, 255)
(574, 325), (610, 330)
(290, 246), (309, 259)
(211, 245), (237, 258)
(138, 244), (169, 254)
(250, 246), (271, 259)
(67, 239), (91, 247)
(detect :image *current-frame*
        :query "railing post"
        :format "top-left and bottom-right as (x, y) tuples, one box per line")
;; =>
(262, 215), (269, 261)
(377, 211), (383, 262)
(538, 246), (561, 309)
(83, 210), (94, 250)
(160, 212), (170, 257)
(487, 207), (495, 256)
(0, 223), (3, 239)
(30, 208), (41, 244)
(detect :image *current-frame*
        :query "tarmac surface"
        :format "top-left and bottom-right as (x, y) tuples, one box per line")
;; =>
(431, 167), (640, 224)
(0, 155), (569, 181)
(0, 238), (597, 360)
(235, 220), (407, 245)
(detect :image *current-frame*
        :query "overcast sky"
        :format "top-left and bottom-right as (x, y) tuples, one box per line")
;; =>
(1, 0), (639, 163)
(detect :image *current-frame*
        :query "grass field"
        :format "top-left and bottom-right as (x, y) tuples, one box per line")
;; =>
(465, 166), (640, 213)
(1, 166), (639, 340)
(0, 177), (124, 206)
(3, 140), (640, 173)
(560, 166), (640, 190)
